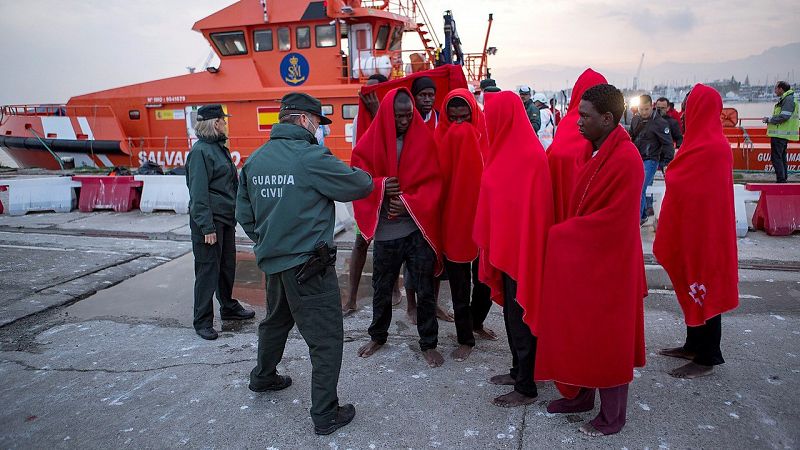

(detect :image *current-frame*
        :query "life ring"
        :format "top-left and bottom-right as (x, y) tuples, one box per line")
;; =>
(720, 108), (739, 128)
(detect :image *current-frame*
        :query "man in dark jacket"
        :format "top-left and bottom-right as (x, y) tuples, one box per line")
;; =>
(630, 95), (674, 223)
(185, 104), (255, 341)
(656, 97), (683, 149)
(236, 93), (373, 436)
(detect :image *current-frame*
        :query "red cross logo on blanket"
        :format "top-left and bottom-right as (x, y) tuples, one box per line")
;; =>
(688, 282), (707, 306)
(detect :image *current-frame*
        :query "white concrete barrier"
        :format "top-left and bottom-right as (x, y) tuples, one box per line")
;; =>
(736, 185), (761, 232)
(648, 184), (759, 238)
(0, 177), (80, 215)
(134, 175), (189, 214)
(647, 185), (667, 228)
(335, 201), (354, 235)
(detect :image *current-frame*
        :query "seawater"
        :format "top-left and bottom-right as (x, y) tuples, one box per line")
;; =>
(723, 102), (775, 127)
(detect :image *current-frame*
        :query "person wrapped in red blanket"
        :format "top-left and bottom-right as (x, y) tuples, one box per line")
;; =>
(434, 88), (496, 361)
(354, 65), (468, 143)
(351, 88), (446, 368)
(547, 68), (608, 224)
(653, 84), (739, 379)
(534, 84), (646, 437)
(472, 91), (553, 407)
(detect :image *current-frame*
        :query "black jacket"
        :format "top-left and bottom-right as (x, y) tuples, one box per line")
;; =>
(663, 114), (683, 149)
(630, 111), (674, 165)
(185, 137), (238, 235)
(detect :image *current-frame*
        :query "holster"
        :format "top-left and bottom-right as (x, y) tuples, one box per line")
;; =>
(295, 241), (337, 284)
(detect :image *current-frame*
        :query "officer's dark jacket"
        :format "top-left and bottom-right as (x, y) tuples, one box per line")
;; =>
(630, 111), (675, 165)
(523, 98), (542, 132)
(663, 114), (683, 149)
(185, 136), (238, 235)
(236, 123), (373, 275)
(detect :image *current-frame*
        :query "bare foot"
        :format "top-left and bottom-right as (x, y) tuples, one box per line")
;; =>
(579, 423), (605, 437)
(489, 373), (515, 385)
(669, 361), (714, 379)
(491, 390), (537, 407)
(658, 346), (696, 360)
(436, 305), (454, 322)
(406, 308), (417, 325)
(357, 341), (383, 358)
(342, 303), (357, 316)
(423, 349), (444, 368)
(451, 344), (473, 361)
(474, 327), (498, 341)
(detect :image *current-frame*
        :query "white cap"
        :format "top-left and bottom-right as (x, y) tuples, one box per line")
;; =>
(518, 85), (532, 94)
(533, 93), (548, 104)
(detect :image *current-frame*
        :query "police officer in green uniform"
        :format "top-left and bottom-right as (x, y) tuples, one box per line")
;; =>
(518, 85), (542, 132)
(236, 93), (373, 435)
(763, 81), (799, 183)
(186, 104), (255, 341)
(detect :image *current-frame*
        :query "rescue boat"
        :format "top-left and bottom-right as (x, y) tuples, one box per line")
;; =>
(721, 109), (800, 173)
(0, 0), (492, 170)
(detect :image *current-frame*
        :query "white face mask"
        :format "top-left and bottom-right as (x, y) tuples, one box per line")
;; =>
(289, 113), (318, 137)
(304, 116), (318, 137)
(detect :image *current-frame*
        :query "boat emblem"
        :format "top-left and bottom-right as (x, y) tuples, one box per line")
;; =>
(280, 53), (309, 86)
(688, 282), (707, 306)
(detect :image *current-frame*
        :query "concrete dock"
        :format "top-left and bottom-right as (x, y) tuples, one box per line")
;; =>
(0, 209), (798, 449)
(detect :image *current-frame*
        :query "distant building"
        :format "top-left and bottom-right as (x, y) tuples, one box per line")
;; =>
(708, 76), (742, 96)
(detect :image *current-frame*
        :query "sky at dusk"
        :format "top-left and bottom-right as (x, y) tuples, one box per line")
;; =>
(0, 0), (797, 103)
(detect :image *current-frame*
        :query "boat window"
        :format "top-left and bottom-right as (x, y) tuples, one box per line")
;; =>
(315, 24), (337, 48)
(342, 104), (358, 120)
(278, 27), (291, 51)
(375, 25), (390, 50)
(253, 30), (273, 52)
(356, 29), (369, 51)
(322, 105), (333, 116)
(129, 110), (140, 120)
(296, 27), (311, 49)
(210, 31), (248, 56)
(388, 26), (403, 51)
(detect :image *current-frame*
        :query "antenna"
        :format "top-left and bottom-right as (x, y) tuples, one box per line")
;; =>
(632, 53), (645, 91)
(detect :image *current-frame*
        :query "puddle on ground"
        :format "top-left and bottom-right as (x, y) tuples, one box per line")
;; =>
(236, 251), (363, 309)
(233, 252), (265, 307)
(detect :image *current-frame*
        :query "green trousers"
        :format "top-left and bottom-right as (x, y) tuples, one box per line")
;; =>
(250, 264), (344, 427)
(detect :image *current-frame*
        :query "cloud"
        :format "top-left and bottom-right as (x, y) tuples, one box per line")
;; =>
(629, 7), (697, 33)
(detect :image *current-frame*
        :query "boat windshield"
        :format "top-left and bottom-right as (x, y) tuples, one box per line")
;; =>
(315, 25), (336, 48)
(278, 27), (291, 51)
(253, 30), (273, 52)
(211, 31), (248, 56)
(375, 25), (390, 50)
(296, 27), (311, 49)
(388, 26), (403, 51)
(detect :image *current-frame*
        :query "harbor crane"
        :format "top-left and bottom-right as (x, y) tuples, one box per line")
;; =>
(632, 52), (645, 91)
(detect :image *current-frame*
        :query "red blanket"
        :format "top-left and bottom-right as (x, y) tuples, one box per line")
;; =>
(436, 125), (482, 262)
(351, 87), (443, 273)
(435, 88), (489, 159)
(472, 91), (553, 331)
(355, 65), (468, 143)
(653, 84), (739, 326)
(534, 125), (646, 392)
(436, 88), (487, 262)
(547, 68), (608, 224)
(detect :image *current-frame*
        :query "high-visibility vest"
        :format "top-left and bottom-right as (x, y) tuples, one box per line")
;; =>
(767, 89), (799, 141)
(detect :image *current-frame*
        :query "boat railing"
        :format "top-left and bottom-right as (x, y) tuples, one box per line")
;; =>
(1, 104), (119, 119)
(724, 116), (800, 171)
(129, 134), (355, 164)
(360, 0), (440, 48)
(361, 0), (416, 21)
